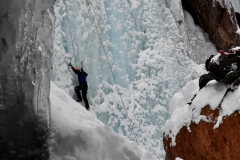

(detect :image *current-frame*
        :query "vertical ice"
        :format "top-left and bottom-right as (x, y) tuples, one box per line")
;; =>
(0, 0), (55, 159)
(230, 0), (240, 12)
(52, 0), (216, 158)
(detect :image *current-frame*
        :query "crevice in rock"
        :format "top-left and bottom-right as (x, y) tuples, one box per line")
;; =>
(236, 12), (240, 25)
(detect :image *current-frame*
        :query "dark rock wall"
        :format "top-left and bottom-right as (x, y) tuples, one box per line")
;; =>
(182, 0), (240, 51)
(0, 0), (55, 159)
(236, 12), (240, 24)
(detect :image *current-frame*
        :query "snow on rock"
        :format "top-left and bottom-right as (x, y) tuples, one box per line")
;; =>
(48, 82), (155, 160)
(237, 28), (240, 35)
(164, 79), (230, 145)
(230, 0), (240, 13)
(182, 0), (240, 51)
(163, 76), (240, 159)
(175, 158), (183, 160)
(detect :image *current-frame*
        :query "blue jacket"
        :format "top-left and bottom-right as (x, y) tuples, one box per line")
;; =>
(71, 67), (88, 84)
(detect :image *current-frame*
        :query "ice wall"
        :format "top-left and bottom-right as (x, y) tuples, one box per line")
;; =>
(230, 0), (240, 13)
(52, 0), (216, 158)
(0, 0), (55, 159)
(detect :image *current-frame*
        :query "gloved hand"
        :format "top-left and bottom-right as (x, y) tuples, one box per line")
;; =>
(68, 62), (72, 66)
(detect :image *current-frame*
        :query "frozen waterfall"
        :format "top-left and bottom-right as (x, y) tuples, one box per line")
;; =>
(52, 0), (216, 158)
(0, 0), (220, 159)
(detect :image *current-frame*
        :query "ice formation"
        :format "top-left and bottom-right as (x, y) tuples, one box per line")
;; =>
(226, 0), (240, 13)
(4, 0), (239, 159)
(0, 0), (54, 158)
(52, 0), (216, 158)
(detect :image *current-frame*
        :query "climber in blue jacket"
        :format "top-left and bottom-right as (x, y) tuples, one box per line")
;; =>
(69, 62), (90, 111)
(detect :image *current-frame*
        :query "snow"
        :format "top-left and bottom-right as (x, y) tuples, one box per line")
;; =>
(229, 0), (240, 13)
(233, 46), (240, 50)
(212, 0), (240, 31)
(212, 0), (232, 13)
(49, 81), (155, 160)
(164, 76), (240, 146)
(2, 0), (240, 159)
(183, 11), (217, 63)
(211, 53), (221, 64)
(52, 0), (217, 158)
(237, 29), (240, 35)
(229, 0), (240, 34)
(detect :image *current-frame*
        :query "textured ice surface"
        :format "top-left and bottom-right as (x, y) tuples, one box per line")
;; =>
(230, 0), (240, 13)
(0, 0), (54, 159)
(52, 0), (216, 158)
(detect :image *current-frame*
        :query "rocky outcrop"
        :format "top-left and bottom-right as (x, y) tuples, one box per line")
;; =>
(182, 0), (240, 51)
(163, 105), (240, 160)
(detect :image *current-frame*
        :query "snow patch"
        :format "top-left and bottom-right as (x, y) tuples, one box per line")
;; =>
(49, 82), (155, 160)
(163, 77), (240, 146)
(237, 29), (240, 35)
(210, 53), (221, 65)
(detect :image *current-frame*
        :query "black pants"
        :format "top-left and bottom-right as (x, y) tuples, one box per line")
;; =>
(199, 70), (240, 89)
(74, 84), (89, 110)
(222, 70), (240, 84)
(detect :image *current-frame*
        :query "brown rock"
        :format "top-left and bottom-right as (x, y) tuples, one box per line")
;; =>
(182, 0), (240, 51)
(163, 105), (240, 160)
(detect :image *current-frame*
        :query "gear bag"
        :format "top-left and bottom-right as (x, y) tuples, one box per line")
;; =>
(205, 55), (214, 71)
(208, 53), (240, 81)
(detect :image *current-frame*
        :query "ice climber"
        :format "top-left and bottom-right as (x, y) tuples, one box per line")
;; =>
(69, 62), (90, 111)
(188, 48), (240, 106)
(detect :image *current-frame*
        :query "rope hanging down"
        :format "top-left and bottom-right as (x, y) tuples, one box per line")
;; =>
(85, 0), (139, 144)
(63, 0), (78, 67)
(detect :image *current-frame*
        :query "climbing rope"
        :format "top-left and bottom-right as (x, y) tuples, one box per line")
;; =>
(63, 0), (78, 67)
(214, 0), (240, 27)
(85, 0), (139, 144)
(63, 0), (96, 111)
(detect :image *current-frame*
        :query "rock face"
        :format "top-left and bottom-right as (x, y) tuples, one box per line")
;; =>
(163, 106), (240, 160)
(182, 0), (240, 51)
(0, 0), (54, 159)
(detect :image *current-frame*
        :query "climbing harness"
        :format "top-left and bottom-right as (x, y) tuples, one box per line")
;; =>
(214, 0), (240, 27)
(63, 0), (78, 67)
(85, 0), (139, 144)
